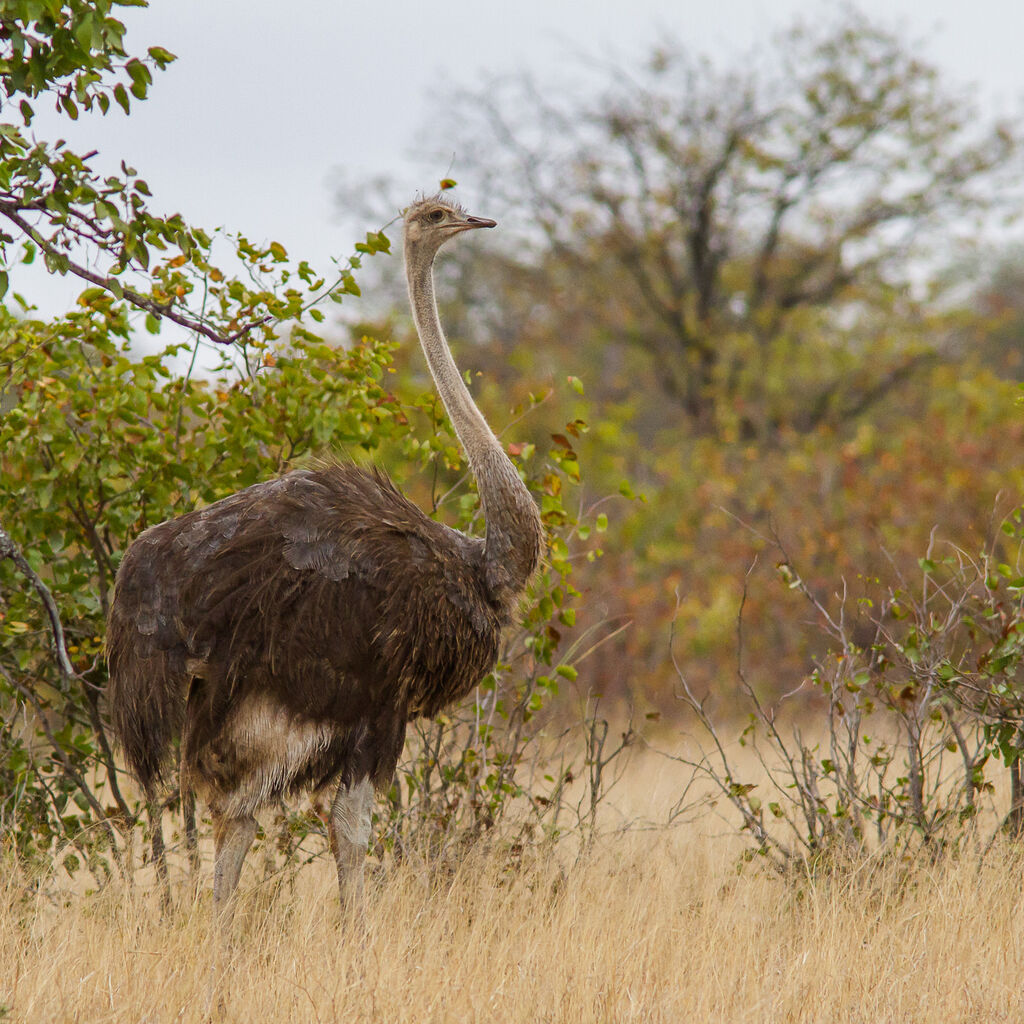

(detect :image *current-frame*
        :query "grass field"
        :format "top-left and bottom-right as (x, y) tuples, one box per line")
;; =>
(3, 755), (1024, 1023)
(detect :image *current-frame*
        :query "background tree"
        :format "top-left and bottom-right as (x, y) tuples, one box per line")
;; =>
(967, 250), (1024, 378)
(392, 10), (1022, 439)
(336, 9), (1024, 710)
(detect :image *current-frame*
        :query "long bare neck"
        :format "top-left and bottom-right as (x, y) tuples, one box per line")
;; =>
(406, 247), (542, 609)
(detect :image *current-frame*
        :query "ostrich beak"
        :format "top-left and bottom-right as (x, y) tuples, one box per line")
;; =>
(465, 215), (497, 229)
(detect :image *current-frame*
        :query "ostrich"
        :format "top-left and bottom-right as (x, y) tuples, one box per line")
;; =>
(106, 194), (543, 913)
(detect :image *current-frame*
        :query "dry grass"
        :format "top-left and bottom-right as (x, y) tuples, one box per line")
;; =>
(3, 757), (1024, 1023)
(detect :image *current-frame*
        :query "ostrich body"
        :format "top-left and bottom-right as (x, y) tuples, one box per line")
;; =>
(106, 195), (543, 911)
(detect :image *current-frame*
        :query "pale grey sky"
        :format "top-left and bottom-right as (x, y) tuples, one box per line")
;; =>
(11, 0), (1024, 316)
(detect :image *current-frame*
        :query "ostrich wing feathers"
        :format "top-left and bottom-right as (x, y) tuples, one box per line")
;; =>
(107, 464), (505, 792)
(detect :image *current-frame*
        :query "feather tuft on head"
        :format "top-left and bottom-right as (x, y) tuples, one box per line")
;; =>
(403, 192), (468, 219)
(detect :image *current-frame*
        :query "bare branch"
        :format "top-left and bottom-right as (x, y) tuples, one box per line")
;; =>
(0, 521), (77, 679)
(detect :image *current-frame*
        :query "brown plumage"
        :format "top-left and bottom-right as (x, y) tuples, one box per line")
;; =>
(106, 195), (543, 914)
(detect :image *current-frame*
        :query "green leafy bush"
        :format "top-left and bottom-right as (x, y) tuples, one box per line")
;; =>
(1, 301), (617, 882)
(0, 1), (623, 888)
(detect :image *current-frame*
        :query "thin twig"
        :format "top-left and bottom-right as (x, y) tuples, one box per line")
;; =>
(0, 522), (76, 678)
(0, 664), (128, 880)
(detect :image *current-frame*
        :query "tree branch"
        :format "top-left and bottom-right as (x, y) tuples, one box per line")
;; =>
(0, 203), (270, 346)
(0, 521), (77, 679)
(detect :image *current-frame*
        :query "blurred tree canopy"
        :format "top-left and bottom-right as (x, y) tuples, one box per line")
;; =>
(969, 251), (1024, 377)
(339, 10), (1024, 708)
(385, 11), (1021, 440)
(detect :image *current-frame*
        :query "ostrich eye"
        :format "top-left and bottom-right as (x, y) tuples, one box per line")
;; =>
(427, 209), (446, 223)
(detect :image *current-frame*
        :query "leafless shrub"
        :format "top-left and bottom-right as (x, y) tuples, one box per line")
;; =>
(663, 510), (1024, 872)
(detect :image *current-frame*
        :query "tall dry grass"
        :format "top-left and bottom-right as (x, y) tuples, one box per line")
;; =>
(2, 757), (1024, 1023)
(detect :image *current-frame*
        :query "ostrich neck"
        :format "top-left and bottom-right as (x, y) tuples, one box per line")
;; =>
(406, 253), (542, 607)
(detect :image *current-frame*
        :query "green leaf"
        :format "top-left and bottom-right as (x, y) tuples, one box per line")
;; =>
(851, 669), (871, 690)
(74, 14), (94, 50)
(147, 45), (177, 67)
(113, 83), (130, 115)
(126, 58), (152, 100)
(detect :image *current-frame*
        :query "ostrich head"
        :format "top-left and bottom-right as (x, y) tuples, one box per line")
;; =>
(403, 194), (496, 262)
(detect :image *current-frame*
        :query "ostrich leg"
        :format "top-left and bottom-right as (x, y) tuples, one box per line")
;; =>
(206, 812), (258, 1016)
(212, 811), (258, 913)
(328, 777), (374, 914)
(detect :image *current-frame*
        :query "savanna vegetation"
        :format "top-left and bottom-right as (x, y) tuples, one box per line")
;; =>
(5, 778), (1024, 1023)
(350, 9), (1023, 709)
(1, 3), (1022, 1021)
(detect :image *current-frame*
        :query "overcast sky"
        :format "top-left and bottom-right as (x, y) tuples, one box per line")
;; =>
(12, 0), (1024, 316)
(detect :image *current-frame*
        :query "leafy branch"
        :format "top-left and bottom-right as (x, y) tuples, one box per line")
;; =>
(0, 200), (272, 345)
